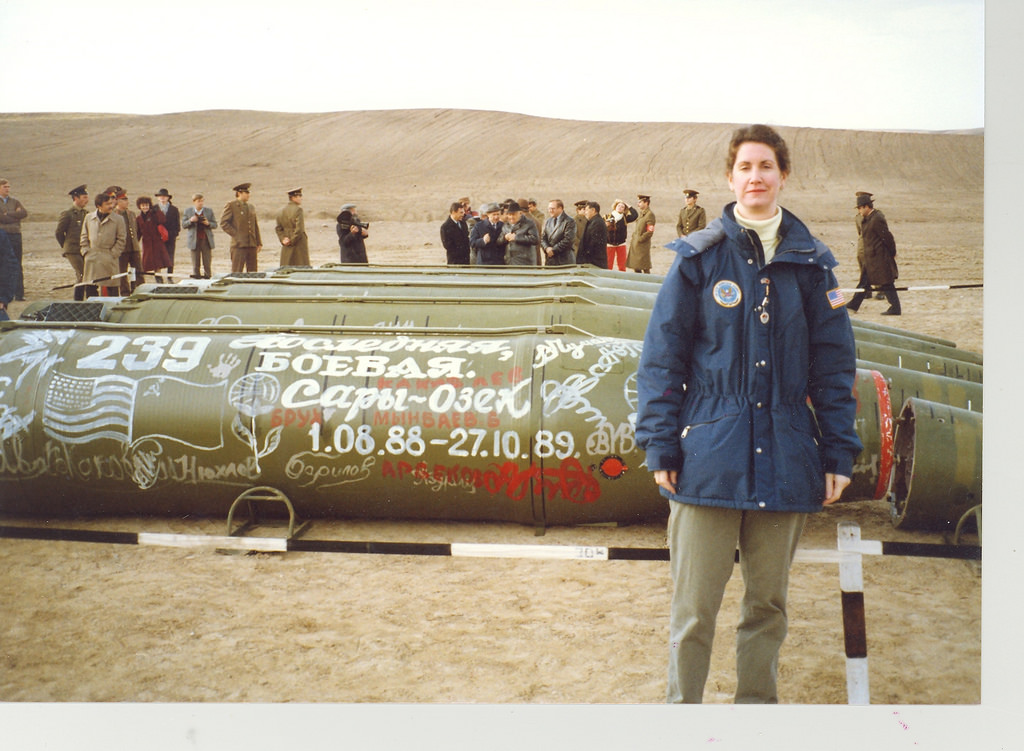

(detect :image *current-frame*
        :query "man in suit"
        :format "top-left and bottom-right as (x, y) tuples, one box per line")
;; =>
(440, 201), (470, 265)
(577, 201), (609, 268)
(276, 187), (309, 267)
(182, 192), (218, 278)
(220, 182), (262, 272)
(541, 199), (576, 266)
(154, 188), (181, 273)
(55, 184), (89, 299)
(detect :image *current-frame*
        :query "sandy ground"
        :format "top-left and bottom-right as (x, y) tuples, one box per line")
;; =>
(0, 111), (982, 705)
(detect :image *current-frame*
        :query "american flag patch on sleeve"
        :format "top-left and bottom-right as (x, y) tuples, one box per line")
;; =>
(827, 287), (846, 309)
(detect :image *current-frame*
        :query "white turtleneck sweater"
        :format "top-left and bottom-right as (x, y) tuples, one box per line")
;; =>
(734, 206), (783, 262)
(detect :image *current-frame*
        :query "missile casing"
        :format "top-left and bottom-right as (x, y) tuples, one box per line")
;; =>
(859, 360), (982, 413)
(854, 339), (982, 382)
(0, 318), (894, 525)
(889, 398), (982, 531)
(0, 321), (659, 526)
(109, 290), (982, 416)
(104, 293), (650, 340)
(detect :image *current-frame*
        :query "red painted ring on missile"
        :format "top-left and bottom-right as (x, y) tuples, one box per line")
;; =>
(870, 369), (894, 500)
(598, 455), (628, 479)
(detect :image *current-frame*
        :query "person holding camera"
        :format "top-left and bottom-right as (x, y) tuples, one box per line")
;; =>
(182, 193), (217, 279)
(337, 203), (369, 264)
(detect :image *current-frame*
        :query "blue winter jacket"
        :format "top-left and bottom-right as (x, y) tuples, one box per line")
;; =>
(636, 204), (862, 513)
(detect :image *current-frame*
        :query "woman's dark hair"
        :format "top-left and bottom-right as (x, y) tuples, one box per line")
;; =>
(726, 124), (791, 175)
(136, 196), (152, 209)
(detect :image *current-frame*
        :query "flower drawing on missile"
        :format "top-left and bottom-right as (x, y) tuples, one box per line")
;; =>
(228, 373), (283, 473)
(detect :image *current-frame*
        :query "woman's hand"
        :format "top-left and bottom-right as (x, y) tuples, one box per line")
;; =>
(654, 469), (678, 494)
(823, 473), (851, 505)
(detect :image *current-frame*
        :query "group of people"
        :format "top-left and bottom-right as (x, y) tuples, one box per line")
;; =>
(439, 195), (661, 272)
(39, 182), (370, 300)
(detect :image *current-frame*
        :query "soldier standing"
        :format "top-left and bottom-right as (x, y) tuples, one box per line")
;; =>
(55, 185), (90, 300)
(573, 200), (588, 256)
(276, 188), (309, 267)
(676, 189), (706, 237)
(626, 194), (656, 274)
(220, 182), (262, 272)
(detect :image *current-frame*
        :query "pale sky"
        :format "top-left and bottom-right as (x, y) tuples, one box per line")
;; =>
(0, 0), (985, 131)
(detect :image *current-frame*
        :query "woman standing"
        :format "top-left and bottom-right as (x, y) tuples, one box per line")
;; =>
(604, 199), (636, 271)
(136, 196), (171, 272)
(636, 125), (862, 704)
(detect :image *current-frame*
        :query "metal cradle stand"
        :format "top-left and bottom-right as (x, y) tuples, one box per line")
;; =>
(226, 486), (311, 541)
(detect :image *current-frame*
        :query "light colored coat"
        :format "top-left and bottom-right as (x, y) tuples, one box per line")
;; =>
(80, 210), (127, 281)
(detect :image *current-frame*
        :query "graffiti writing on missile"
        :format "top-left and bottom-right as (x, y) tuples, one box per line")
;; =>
(381, 456), (600, 504)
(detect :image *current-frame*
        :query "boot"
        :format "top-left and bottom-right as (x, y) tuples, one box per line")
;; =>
(881, 287), (901, 315)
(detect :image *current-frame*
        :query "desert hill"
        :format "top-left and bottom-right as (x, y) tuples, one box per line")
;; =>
(2, 109), (983, 222)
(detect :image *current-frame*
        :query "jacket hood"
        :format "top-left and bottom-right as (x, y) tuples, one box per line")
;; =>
(664, 203), (838, 272)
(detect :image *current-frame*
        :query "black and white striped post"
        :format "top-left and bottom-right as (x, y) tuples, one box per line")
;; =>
(837, 521), (871, 705)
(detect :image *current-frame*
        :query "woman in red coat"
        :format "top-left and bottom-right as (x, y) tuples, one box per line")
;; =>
(136, 196), (171, 272)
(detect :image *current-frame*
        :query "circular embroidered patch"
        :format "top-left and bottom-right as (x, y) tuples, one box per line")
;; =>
(712, 280), (742, 308)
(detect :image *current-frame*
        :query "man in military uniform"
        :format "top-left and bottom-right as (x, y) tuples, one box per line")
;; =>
(626, 194), (656, 274)
(107, 186), (143, 294)
(573, 200), (588, 256)
(55, 185), (90, 299)
(676, 189), (706, 237)
(275, 187), (309, 267)
(220, 182), (263, 272)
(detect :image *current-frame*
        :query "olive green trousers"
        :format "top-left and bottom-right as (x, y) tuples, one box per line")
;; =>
(666, 501), (806, 703)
